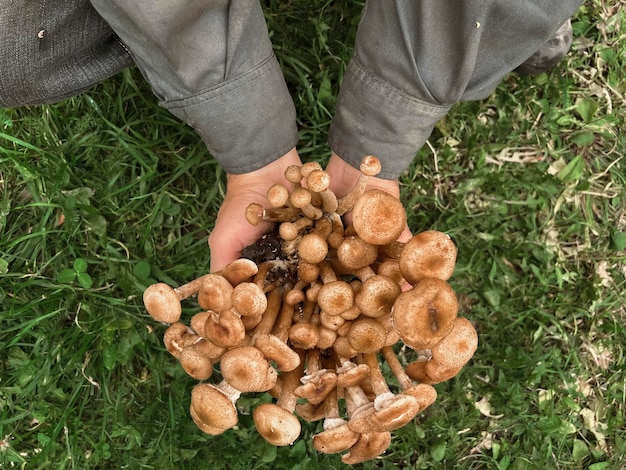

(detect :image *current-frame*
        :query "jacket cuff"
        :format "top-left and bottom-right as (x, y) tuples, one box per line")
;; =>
(161, 53), (298, 174)
(328, 59), (451, 180)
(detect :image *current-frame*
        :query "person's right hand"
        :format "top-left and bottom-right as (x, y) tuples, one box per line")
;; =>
(325, 151), (413, 244)
(208, 147), (303, 272)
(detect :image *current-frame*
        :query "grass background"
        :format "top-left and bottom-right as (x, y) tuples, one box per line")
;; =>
(1, 0), (625, 468)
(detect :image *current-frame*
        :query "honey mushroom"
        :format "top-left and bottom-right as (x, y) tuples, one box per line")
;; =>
(143, 154), (478, 463)
(342, 391), (392, 465)
(350, 188), (407, 246)
(190, 381), (241, 436)
(391, 277), (459, 350)
(311, 384), (359, 455)
(218, 287), (283, 392)
(406, 317), (478, 384)
(347, 352), (421, 434)
(253, 356), (305, 446)
(335, 155), (383, 215)
(294, 348), (337, 405)
(381, 230), (458, 285)
(380, 346), (437, 411)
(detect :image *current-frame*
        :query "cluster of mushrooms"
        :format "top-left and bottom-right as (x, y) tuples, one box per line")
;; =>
(143, 156), (478, 464)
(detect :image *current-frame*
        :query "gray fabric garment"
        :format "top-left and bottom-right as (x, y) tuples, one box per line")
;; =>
(516, 19), (574, 75)
(89, 0), (299, 175)
(0, 0), (132, 106)
(328, 0), (583, 178)
(1, 0), (583, 177)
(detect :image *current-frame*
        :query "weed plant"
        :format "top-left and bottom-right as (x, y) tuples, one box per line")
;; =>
(1, 1), (624, 469)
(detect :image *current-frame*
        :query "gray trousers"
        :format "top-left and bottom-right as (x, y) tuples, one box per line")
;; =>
(0, 0), (131, 106)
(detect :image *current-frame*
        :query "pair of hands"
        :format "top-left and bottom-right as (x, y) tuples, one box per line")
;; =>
(208, 148), (412, 272)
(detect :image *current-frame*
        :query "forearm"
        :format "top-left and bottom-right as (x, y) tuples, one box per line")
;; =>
(89, 0), (298, 173)
(329, 0), (583, 179)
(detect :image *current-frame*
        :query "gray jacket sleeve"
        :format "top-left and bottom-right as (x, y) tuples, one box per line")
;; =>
(89, 0), (298, 174)
(329, 0), (583, 179)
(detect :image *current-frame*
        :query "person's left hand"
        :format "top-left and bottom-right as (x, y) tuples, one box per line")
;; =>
(208, 147), (303, 272)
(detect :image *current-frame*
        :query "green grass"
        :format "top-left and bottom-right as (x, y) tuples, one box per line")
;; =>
(1, 0), (625, 468)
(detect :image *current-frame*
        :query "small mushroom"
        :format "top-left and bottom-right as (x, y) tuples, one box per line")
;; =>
(179, 344), (214, 380)
(220, 345), (278, 392)
(253, 359), (304, 446)
(355, 274), (402, 319)
(266, 183), (290, 208)
(351, 189), (407, 246)
(197, 274), (234, 313)
(341, 430), (392, 465)
(143, 278), (207, 324)
(294, 348), (337, 405)
(217, 258), (259, 286)
(289, 300), (321, 350)
(312, 385), (359, 454)
(398, 231), (457, 284)
(336, 236), (378, 272)
(346, 317), (388, 354)
(341, 387), (392, 464)
(231, 282), (267, 317)
(381, 346), (437, 412)
(306, 169), (338, 214)
(316, 261), (355, 316)
(203, 309), (246, 348)
(336, 155), (383, 215)
(347, 352), (421, 433)
(406, 317), (478, 384)
(190, 381), (241, 436)
(163, 322), (195, 358)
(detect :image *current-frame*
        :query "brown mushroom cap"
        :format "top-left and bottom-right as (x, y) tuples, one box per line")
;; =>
(266, 183), (290, 208)
(406, 317), (478, 384)
(231, 282), (267, 317)
(399, 231), (457, 284)
(253, 404), (302, 446)
(431, 317), (478, 368)
(295, 401), (327, 422)
(297, 233), (328, 265)
(162, 322), (193, 358)
(197, 274), (234, 313)
(143, 283), (182, 323)
(189, 382), (240, 436)
(313, 418), (360, 454)
(179, 345), (214, 381)
(341, 431), (392, 465)
(203, 309), (246, 348)
(317, 280), (355, 316)
(294, 370), (338, 405)
(391, 278), (458, 350)
(219, 345), (278, 392)
(254, 333), (301, 372)
(219, 258), (259, 286)
(336, 236), (379, 271)
(355, 274), (402, 318)
(347, 317), (388, 354)
(351, 189), (407, 246)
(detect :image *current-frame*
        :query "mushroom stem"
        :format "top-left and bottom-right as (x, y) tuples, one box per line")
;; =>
(312, 384), (360, 454)
(381, 346), (438, 412)
(306, 169), (338, 214)
(336, 156), (382, 215)
(250, 287), (283, 342)
(289, 300), (320, 350)
(347, 352), (421, 433)
(294, 348), (337, 405)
